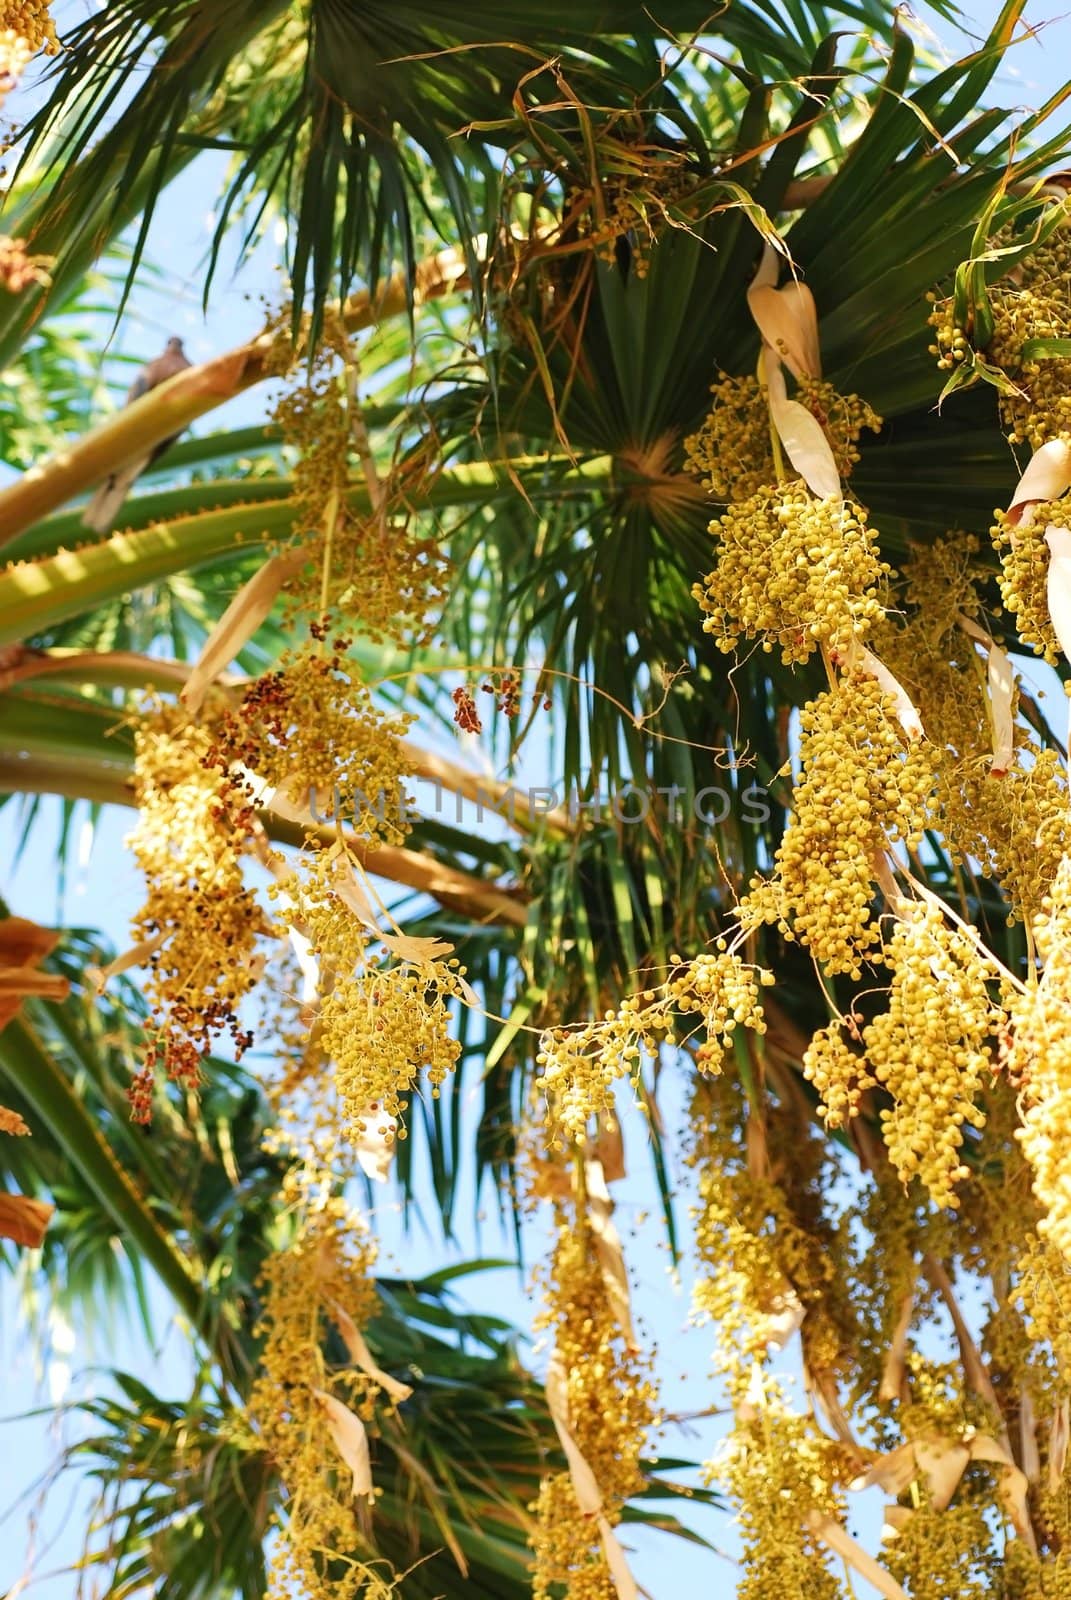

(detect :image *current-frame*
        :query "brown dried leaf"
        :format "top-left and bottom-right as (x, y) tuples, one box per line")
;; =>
(596, 1513), (639, 1600)
(806, 1511), (910, 1600)
(748, 282), (822, 380)
(745, 1113), (769, 1181)
(772, 397), (841, 499)
(871, 852), (903, 908)
(1006, 438), (1071, 529)
(240, 769), (313, 826)
(879, 1278), (916, 1402)
(182, 546), (308, 715)
(915, 1437), (970, 1510)
(313, 1388), (374, 1499)
(546, 1347), (603, 1515)
(86, 933), (165, 993)
(986, 643), (1016, 777)
(1045, 525), (1071, 667)
(881, 1504), (913, 1540)
(0, 917), (58, 969)
(586, 1160), (635, 1347)
(331, 1301), (412, 1402)
(0, 916), (66, 1032)
(806, 1364), (858, 1447)
(761, 1290), (805, 1354)
(330, 855), (382, 933)
(958, 616), (1017, 776)
(923, 1254), (1001, 1413)
(0, 968), (69, 1000)
(853, 1440), (918, 1495)
(968, 1434), (1036, 1550)
(763, 351), (840, 498)
(286, 924), (319, 1007)
(377, 931), (455, 965)
(1049, 1398), (1070, 1495)
(593, 1119), (625, 1184)
(455, 971), (481, 1009)
(0, 1192), (53, 1248)
(854, 646), (924, 740)
(1020, 1386), (1041, 1485)
(751, 240), (780, 291)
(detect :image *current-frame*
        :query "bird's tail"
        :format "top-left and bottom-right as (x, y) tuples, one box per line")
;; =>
(82, 459), (147, 534)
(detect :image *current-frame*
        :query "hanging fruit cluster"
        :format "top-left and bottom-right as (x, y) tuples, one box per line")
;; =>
(81, 177), (1071, 1598)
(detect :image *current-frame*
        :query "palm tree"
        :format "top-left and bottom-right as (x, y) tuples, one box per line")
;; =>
(3, 0), (1071, 1594)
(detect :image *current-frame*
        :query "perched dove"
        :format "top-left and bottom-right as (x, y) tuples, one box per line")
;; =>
(82, 336), (192, 533)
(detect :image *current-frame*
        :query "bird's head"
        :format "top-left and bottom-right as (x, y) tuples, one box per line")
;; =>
(165, 336), (186, 355)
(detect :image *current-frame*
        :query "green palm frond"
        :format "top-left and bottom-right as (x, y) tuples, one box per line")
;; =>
(61, 1266), (717, 1600)
(5, 0), (935, 363)
(4, 4), (1069, 1594)
(416, 4), (1071, 777)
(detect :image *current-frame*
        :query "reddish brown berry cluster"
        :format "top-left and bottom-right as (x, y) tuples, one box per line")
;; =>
(125, 706), (271, 1124)
(208, 640), (414, 845)
(127, 1065), (155, 1125)
(481, 672), (522, 718)
(452, 685), (483, 733)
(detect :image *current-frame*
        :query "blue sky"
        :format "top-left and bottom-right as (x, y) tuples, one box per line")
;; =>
(3, 2), (1071, 1597)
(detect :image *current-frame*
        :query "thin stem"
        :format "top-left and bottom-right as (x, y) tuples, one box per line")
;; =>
(319, 485), (341, 638)
(757, 347), (787, 484)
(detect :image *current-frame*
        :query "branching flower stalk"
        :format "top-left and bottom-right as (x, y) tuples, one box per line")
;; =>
(249, 1168), (408, 1600)
(529, 1168), (657, 1600)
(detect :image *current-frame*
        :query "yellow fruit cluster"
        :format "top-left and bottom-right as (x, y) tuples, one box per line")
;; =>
(991, 497), (1071, 665)
(268, 313), (446, 643)
(535, 950), (772, 1144)
(0, 5), (58, 110)
(290, 856), (468, 1134)
(694, 486), (891, 664)
(927, 202), (1071, 448)
(559, 140), (698, 280)
(0, 234), (51, 292)
(530, 1199), (656, 1599)
(329, 960), (465, 1127)
(802, 1020), (871, 1128)
(211, 640), (415, 847)
(866, 902), (995, 1208)
(874, 543), (1070, 927)
(884, 1490), (996, 1600)
(989, 208), (1071, 447)
(692, 1078), (860, 1597)
(684, 371), (777, 502)
(740, 672), (934, 976)
(926, 297), (971, 373)
(948, 746), (1070, 929)
(1014, 1234), (1071, 1386)
(684, 372), (880, 502)
(249, 1171), (399, 1600)
(667, 948), (773, 1046)
(536, 1016), (646, 1146)
(1008, 857), (1071, 1260)
(797, 378), (883, 478)
(688, 1075), (844, 1385)
(714, 1385), (852, 1600)
(126, 706), (268, 1117)
(0, 1), (56, 47)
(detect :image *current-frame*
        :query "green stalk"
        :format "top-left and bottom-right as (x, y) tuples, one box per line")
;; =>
(0, 253), (469, 547)
(0, 457), (613, 644)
